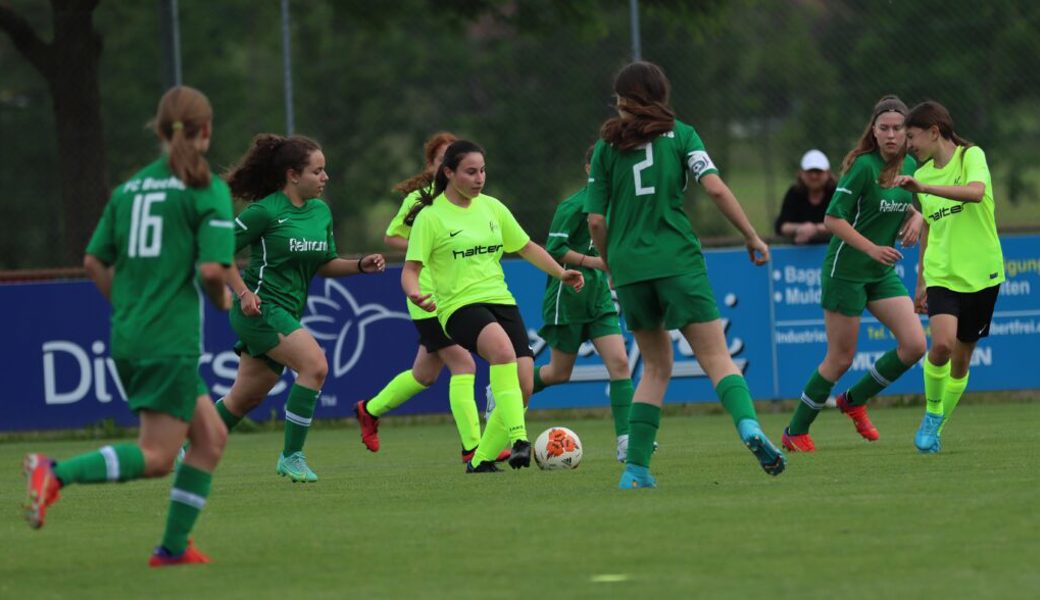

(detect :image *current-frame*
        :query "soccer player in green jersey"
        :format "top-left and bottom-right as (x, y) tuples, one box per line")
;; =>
(585, 61), (785, 489)
(24, 87), (234, 566)
(491, 145), (635, 462)
(213, 134), (386, 482)
(402, 140), (585, 473)
(355, 132), (509, 464)
(783, 96), (927, 452)
(893, 101), (1004, 454)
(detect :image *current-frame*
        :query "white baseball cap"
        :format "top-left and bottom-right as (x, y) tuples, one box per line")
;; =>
(800, 149), (830, 171)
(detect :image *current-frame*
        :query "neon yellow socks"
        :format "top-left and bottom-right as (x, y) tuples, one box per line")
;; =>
(939, 371), (969, 433)
(609, 378), (634, 436)
(53, 443), (145, 484)
(489, 362), (526, 442)
(847, 348), (914, 406)
(160, 463), (212, 555)
(282, 383), (319, 457)
(449, 374), (481, 451)
(716, 374), (757, 427)
(923, 358), (950, 416)
(367, 370), (428, 417)
(788, 370), (835, 435)
(626, 402), (661, 467)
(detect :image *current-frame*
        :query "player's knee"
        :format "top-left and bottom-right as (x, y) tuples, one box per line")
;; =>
(141, 448), (176, 478)
(930, 340), (954, 362)
(414, 371), (438, 387)
(901, 336), (927, 362)
(305, 356), (329, 386)
(603, 356), (629, 379)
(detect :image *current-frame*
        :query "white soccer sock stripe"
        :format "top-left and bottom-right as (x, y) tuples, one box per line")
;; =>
(100, 445), (120, 481)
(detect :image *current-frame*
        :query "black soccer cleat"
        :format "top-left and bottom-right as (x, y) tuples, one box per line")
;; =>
(466, 460), (502, 474)
(508, 440), (532, 470)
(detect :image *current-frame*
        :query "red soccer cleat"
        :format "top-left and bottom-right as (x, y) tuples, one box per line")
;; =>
(836, 392), (879, 441)
(461, 448), (513, 463)
(23, 453), (61, 530)
(782, 428), (816, 452)
(148, 539), (212, 567)
(354, 400), (380, 452)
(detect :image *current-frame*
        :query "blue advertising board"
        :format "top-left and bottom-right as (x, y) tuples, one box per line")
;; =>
(3, 234), (1038, 431)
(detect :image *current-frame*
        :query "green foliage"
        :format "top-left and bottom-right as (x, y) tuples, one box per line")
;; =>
(3, 0), (1040, 267)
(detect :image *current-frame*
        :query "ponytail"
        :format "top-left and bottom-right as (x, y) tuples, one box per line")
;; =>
(906, 101), (974, 149)
(403, 139), (484, 226)
(225, 134), (321, 201)
(393, 131), (458, 195)
(154, 86), (213, 188)
(599, 61), (675, 151)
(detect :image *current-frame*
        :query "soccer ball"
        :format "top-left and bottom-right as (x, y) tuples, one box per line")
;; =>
(534, 427), (583, 470)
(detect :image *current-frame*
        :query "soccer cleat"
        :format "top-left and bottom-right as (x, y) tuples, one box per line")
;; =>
(23, 453), (61, 530)
(484, 384), (495, 421)
(782, 427), (816, 452)
(914, 412), (945, 454)
(836, 392), (879, 441)
(507, 439), (532, 469)
(738, 420), (787, 476)
(276, 452), (318, 483)
(148, 540), (212, 567)
(618, 464), (656, 489)
(354, 400), (380, 452)
(461, 447), (512, 464)
(466, 460), (503, 473)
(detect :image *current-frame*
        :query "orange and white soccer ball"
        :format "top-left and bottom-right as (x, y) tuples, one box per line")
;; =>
(534, 427), (583, 470)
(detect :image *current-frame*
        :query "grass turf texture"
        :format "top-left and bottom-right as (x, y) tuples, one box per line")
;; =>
(2, 402), (1037, 599)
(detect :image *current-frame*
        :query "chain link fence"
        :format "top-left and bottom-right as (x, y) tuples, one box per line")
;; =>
(2, 0), (1039, 270)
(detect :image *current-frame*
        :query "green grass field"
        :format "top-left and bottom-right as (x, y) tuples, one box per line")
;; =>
(2, 401), (1038, 599)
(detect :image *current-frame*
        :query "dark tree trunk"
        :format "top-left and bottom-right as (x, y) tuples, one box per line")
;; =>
(0, 0), (108, 266)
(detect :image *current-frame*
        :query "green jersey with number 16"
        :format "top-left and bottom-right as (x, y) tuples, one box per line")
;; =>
(85, 157), (235, 359)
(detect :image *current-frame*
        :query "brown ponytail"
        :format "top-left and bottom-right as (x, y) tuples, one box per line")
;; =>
(393, 132), (458, 194)
(154, 86), (213, 188)
(225, 134), (322, 201)
(599, 61), (676, 152)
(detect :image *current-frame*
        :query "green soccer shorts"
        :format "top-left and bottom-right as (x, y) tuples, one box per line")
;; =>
(538, 312), (623, 354)
(114, 356), (207, 422)
(820, 269), (908, 317)
(616, 272), (720, 331)
(230, 301), (302, 374)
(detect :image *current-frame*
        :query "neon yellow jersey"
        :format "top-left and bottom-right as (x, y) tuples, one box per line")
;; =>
(406, 192), (531, 329)
(386, 189), (437, 320)
(916, 146), (1004, 292)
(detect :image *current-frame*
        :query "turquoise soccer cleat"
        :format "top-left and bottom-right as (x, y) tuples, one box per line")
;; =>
(618, 464), (657, 489)
(276, 451), (318, 483)
(738, 419), (786, 476)
(914, 412), (944, 454)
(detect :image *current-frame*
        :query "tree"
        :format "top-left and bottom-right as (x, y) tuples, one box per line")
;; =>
(0, 0), (108, 265)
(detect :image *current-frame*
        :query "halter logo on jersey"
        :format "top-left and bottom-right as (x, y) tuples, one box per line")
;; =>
(927, 204), (963, 223)
(879, 199), (910, 213)
(453, 244), (503, 260)
(289, 238), (329, 253)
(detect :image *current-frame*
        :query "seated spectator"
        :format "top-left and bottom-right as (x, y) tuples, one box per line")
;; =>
(774, 149), (837, 244)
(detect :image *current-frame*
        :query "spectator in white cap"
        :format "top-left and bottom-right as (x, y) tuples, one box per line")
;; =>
(774, 149), (837, 244)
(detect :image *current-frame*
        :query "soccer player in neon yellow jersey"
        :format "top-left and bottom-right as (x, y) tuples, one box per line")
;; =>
(520, 145), (635, 461)
(783, 96), (927, 452)
(210, 134), (385, 483)
(355, 132), (508, 465)
(403, 140), (584, 473)
(24, 87), (234, 566)
(586, 61), (785, 489)
(893, 101), (1005, 454)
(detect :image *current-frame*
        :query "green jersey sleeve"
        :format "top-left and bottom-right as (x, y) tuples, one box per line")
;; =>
(386, 191), (421, 239)
(545, 196), (584, 260)
(584, 140), (609, 216)
(492, 197), (530, 253)
(322, 203), (338, 261)
(85, 195), (118, 265)
(194, 180), (235, 265)
(680, 125), (719, 182)
(234, 202), (272, 252)
(827, 158), (870, 221)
